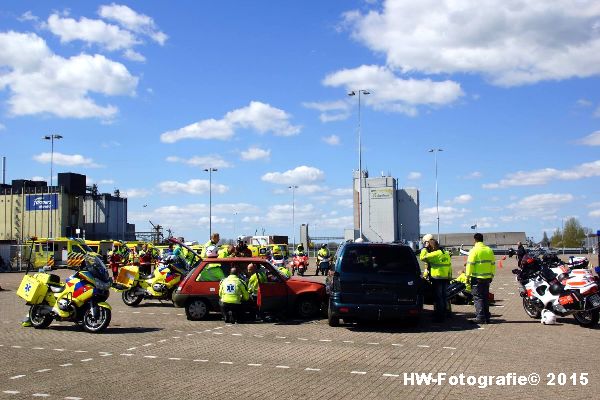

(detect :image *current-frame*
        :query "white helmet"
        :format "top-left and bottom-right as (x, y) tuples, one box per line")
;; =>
(422, 234), (434, 243)
(205, 245), (218, 258)
(541, 309), (557, 325)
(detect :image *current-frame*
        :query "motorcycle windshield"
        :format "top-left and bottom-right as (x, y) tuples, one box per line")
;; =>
(82, 255), (112, 288)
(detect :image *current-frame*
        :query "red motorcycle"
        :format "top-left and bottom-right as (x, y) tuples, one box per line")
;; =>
(290, 254), (309, 276)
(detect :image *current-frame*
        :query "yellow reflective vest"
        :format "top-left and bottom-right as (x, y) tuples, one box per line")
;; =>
(278, 266), (291, 279)
(199, 263), (225, 281)
(466, 242), (496, 280)
(453, 272), (471, 293)
(247, 271), (267, 295)
(219, 275), (249, 304)
(420, 248), (452, 279)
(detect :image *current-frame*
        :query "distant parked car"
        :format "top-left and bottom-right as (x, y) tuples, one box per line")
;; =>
(172, 257), (326, 321)
(325, 242), (423, 326)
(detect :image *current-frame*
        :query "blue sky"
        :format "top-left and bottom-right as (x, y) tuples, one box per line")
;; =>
(1, 0), (599, 242)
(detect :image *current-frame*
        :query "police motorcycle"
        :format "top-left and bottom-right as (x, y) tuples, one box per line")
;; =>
(116, 253), (193, 307)
(316, 255), (331, 276)
(509, 249), (600, 327)
(290, 253), (309, 276)
(17, 254), (113, 333)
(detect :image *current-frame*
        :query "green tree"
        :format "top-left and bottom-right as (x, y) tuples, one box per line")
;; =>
(550, 218), (586, 248)
(541, 231), (550, 247)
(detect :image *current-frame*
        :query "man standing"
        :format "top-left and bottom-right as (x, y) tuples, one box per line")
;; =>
(219, 267), (249, 323)
(516, 241), (526, 267)
(201, 233), (220, 258)
(420, 235), (453, 322)
(466, 233), (496, 324)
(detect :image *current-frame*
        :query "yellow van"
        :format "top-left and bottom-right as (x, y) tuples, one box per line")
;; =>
(25, 237), (98, 268)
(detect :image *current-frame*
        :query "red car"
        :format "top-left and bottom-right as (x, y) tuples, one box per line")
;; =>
(172, 257), (326, 321)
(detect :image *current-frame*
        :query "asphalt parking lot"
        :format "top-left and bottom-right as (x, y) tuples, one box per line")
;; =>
(1, 256), (598, 399)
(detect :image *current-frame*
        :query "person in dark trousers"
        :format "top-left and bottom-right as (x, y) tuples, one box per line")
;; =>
(218, 267), (249, 323)
(466, 233), (496, 324)
(516, 241), (526, 267)
(420, 236), (453, 322)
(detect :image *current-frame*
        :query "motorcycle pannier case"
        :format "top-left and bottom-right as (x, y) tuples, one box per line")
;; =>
(116, 265), (138, 287)
(16, 275), (48, 304)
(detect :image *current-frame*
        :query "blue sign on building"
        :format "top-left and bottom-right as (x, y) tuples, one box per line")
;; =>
(26, 194), (58, 211)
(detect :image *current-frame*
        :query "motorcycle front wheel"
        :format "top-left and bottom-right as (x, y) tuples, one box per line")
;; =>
(29, 305), (53, 329)
(573, 310), (599, 328)
(122, 288), (143, 306)
(522, 298), (542, 319)
(82, 306), (111, 333)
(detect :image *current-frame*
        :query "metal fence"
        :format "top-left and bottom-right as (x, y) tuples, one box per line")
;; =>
(0, 244), (33, 272)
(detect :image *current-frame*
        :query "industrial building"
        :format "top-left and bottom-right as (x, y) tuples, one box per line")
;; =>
(348, 171), (420, 243)
(0, 172), (134, 243)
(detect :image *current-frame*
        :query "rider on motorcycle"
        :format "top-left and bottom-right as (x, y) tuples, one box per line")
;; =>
(315, 244), (330, 276)
(294, 244), (306, 257)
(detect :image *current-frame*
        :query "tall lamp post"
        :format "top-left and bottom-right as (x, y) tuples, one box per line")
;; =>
(233, 211), (238, 240)
(348, 89), (370, 240)
(43, 134), (63, 238)
(428, 148), (443, 241)
(204, 168), (218, 237)
(289, 185), (298, 246)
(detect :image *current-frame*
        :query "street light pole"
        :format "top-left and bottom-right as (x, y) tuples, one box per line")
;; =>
(428, 148), (443, 241)
(43, 134), (62, 238)
(204, 168), (218, 237)
(348, 89), (370, 240)
(233, 211), (238, 239)
(289, 185), (298, 246)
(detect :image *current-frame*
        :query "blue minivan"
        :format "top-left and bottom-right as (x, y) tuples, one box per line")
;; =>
(325, 242), (423, 326)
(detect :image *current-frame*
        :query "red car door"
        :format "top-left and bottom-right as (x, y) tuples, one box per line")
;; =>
(257, 263), (288, 312)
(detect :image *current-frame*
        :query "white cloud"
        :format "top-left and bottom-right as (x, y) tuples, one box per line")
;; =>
(0, 123), (5, 131)
(507, 193), (574, 217)
(330, 188), (353, 196)
(46, 13), (139, 51)
(483, 160), (600, 188)
(98, 3), (168, 45)
(448, 194), (473, 204)
(337, 199), (354, 208)
(19, 11), (39, 22)
(590, 209), (600, 218)
(98, 179), (115, 185)
(33, 152), (102, 168)
(322, 134), (341, 146)
(0, 31), (137, 119)
(123, 49), (146, 62)
(101, 140), (122, 148)
(463, 171), (482, 179)
(421, 206), (468, 226)
(576, 99), (593, 107)
(323, 65), (463, 115)
(343, 1), (600, 86)
(261, 166), (325, 185)
(462, 217), (497, 229)
(166, 155), (232, 169)
(578, 131), (600, 146)
(160, 101), (301, 143)
(241, 146), (271, 161)
(407, 171), (421, 180)
(302, 100), (351, 122)
(158, 179), (229, 195)
(123, 188), (150, 198)
(30, 176), (45, 181)
(594, 105), (600, 118)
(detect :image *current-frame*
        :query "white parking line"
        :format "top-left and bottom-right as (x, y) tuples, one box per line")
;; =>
(343, 340), (355, 344)
(248, 363), (262, 367)
(144, 356), (157, 359)
(120, 353), (134, 356)
(172, 337), (180, 339)
(32, 394), (50, 397)
(53, 348), (65, 352)
(2, 391), (20, 395)
(143, 343), (153, 347)
(65, 397), (83, 400)
(11, 345), (22, 349)
(158, 339), (167, 343)
(194, 359), (209, 362)
(127, 347), (137, 351)
(99, 353), (112, 357)
(80, 358), (93, 362)
(9, 375), (25, 380)
(305, 368), (320, 371)
(60, 363), (73, 367)
(74, 350), (88, 353)
(275, 365), (290, 369)
(220, 361), (233, 365)
(508, 292), (515, 295)
(367, 342), (379, 345)
(391, 343), (403, 347)
(297, 338), (308, 341)
(168, 357), (181, 361)
(443, 347), (457, 350)
(132, 311), (140, 314)
(275, 336), (286, 339)
(351, 371), (367, 375)
(35, 369), (51, 373)
(417, 345), (430, 348)
(319, 339), (332, 342)
(232, 333), (242, 336)
(213, 332), (223, 335)
(32, 347), (44, 350)
(382, 373), (399, 377)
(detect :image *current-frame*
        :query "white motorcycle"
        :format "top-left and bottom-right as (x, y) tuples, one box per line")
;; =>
(511, 251), (600, 327)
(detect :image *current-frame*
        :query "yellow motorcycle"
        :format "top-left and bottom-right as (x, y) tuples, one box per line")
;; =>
(116, 255), (190, 307)
(17, 255), (112, 333)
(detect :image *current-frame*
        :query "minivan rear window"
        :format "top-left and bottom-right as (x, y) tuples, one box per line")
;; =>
(340, 245), (419, 274)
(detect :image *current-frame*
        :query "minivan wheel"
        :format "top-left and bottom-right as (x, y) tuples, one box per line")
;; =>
(327, 303), (339, 327)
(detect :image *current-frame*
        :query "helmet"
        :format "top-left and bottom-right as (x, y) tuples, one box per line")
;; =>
(205, 245), (218, 258)
(541, 310), (557, 325)
(321, 244), (327, 249)
(422, 234), (434, 243)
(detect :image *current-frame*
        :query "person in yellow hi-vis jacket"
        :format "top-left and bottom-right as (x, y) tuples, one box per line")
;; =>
(218, 267), (248, 323)
(466, 233), (496, 324)
(420, 234), (453, 322)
